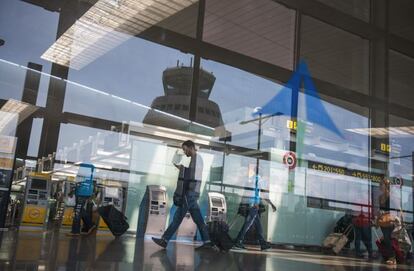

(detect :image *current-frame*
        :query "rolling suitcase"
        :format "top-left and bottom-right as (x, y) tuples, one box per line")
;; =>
(98, 205), (129, 237)
(374, 228), (406, 263)
(322, 225), (353, 254)
(207, 220), (234, 251)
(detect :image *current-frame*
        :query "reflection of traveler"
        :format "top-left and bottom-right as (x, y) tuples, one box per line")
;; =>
(152, 140), (216, 250)
(67, 163), (97, 237)
(65, 190), (76, 207)
(376, 178), (396, 266)
(334, 211), (354, 249)
(352, 208), (373, 259)
(234, 170), (276, 251)
(407, 193), (414, 243)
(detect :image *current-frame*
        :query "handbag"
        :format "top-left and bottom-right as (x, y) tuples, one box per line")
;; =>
(173, 177), (185, 207)
(237, 203), (249, 217)
(173, 192), (183, 207)
(237, 202), (266, 217)
(378, 212), (395, 228)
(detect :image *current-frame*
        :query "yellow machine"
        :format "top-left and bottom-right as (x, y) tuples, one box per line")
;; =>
(61, 207), (75, 227)
(21, 172), (51, 227)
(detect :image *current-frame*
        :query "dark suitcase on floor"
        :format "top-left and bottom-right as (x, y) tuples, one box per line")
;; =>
(208, 220), (234, 251)
(98, 205), (129, 237)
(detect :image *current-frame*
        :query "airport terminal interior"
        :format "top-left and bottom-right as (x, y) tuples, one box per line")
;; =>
(0, 0), (414, 270)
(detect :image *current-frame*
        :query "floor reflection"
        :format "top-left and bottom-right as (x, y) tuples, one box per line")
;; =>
(0, 231), (413, 271)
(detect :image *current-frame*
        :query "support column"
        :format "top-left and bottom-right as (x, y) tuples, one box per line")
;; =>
(15, 62), (42, 159)
(38, 0), (95, 157)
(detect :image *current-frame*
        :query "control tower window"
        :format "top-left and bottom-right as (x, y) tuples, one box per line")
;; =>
(174, 104), (181, 110)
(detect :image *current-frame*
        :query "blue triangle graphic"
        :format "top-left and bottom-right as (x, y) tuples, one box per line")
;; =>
(253, 60), (343, 138)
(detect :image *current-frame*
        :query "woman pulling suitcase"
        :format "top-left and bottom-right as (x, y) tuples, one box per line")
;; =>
(376, 178), (397, 266)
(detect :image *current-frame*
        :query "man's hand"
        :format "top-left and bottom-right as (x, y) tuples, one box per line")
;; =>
(173, 163), (182, 170)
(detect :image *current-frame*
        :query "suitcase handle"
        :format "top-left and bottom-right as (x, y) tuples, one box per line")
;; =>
(343, 224), (354, 237)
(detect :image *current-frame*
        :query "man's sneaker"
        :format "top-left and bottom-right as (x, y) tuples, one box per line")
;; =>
(196, 241), (219, 251)
(260, 242), (272, 251)
(152, 237), (167, 249)
(233, 241), (246, 250)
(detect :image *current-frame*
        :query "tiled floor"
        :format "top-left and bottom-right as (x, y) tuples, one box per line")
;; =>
(0, 230), (413, 271)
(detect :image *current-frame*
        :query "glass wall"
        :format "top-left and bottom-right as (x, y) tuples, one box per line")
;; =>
(0, 0), (413, 251)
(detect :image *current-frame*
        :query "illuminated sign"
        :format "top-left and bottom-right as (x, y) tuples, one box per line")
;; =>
(380, 143), (391, 153)
(286, 120), (297, 131)
(308, 161), (383, 183)
(373, 139), (396, 155)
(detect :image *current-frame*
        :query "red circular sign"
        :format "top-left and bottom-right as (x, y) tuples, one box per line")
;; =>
(283, 151), (297, 170)
(394, 175), (403, 187)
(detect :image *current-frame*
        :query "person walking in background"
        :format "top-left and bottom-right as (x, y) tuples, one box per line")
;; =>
(352, 207), (374, 259)
(81, 192), (98, 235)
(233, 166), (276, 251)
(67, 163), (96, 237)
(376, 178), (396, 266)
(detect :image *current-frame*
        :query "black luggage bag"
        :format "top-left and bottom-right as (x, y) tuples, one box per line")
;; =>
(207, 220), (234, 251)
(98, 205), (129, 237)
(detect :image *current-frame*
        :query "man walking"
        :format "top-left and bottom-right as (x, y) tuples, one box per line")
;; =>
(152, 140), (216, 250)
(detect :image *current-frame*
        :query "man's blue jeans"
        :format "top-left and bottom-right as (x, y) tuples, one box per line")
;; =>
(236, 206), (265, 244)
(71, 196), (94, 234)
(163, 192), (210, 242)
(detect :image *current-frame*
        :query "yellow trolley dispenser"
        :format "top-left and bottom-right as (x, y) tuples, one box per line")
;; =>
(21, 172), (51, 228)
